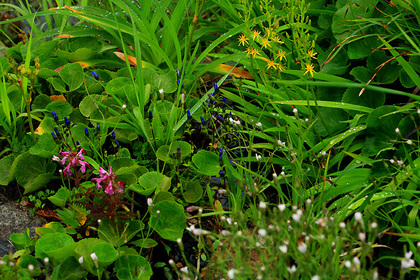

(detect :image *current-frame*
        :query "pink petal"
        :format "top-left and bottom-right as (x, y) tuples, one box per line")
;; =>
(63, 164), (73, 176)
(104, 181), (114, 195)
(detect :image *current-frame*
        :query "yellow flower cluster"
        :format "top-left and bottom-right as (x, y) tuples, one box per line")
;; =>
(238, 28), (318, 76)
(239, 28), (287, 71)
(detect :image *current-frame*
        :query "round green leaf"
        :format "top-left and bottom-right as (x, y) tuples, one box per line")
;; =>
(35, 232), (76, 263)
(92, 242), (118, 266)
(60, 63), (84, 91)
(45, 101), (73, 120)
(192, 150), (221, 176)
(149, 200), (186, 241)
(181, 180), (203, 203)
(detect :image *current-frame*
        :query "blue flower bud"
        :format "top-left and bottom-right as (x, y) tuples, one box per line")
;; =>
(218, 115), (223, 122)
(200, 116), (205, 125)
(219, 149), (223, 161)
(214, 82), (219, 93)
(84, 127), (89, 136)
(54, 127), (60, 137)
(96, 123), (100, 131)
(187, 110), (191, 120)
(64, 117), (70, 126)
(51, 132), (56, 139)
(149, 110), (153, 120)
(52, 111), (58, 122)
(176, 69), (181, 78)
(177, 146), (181, 154)
(222, 97), (226, 107)
(111, 131), (116, 139)
(92, 71), (99, 80)
(219, 170), (225, 177)
(115, 140), (120, 147)
(76, 141), (80, 146)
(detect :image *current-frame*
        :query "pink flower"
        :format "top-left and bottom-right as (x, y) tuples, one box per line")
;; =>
(91, 166), (125, 195)
(56, 149), (91, 176)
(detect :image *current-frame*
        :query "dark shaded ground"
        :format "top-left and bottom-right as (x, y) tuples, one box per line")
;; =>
(0, 199), (46, 256)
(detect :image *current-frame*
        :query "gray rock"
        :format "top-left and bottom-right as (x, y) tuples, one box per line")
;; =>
(0, 199), (46, 256)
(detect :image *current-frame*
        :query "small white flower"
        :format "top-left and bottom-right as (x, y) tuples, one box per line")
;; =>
(256, 154), (262, 162)
(52, 155), (60, 162)
(354, 212), (362, 222)
(359, 232), (366, 242)
(397, 160), (404, 167)
(298, 242), (307, 254)
(353, 256), (360, 267)
(344, 260), (351, 268)
(221, 230), (230, 236)
(373, 270), (378, 280)
(147, 197), (153, 207)
(401, 258), (415, 270)
(320, 151), (326, 157)
(28, 264), (34, 272)
(227, 268), (236, 279)
(260, 265), (265, 271)
(390, 159), (395, 164)
(180, 266), (189, 274)
(226, 217), (232, 225)
(156, 210), (160, 214)
(258, 228), (267, 237)
(293, 108), (298, 115)
(256, 122), (262, 128)
(78, 256), (83, 264)
(371, 222), (377, 229)
(259, 201), (267, 209)
(192, 228), (204, 236)
(306, 198), (312, 205)
(278, 204), (286, 212)
(159, 88), (164, 95)
(292, 209), (303, 223)
(407, 140), (413, 145)
(168, 259), (174, 265)
(395, 127), (400, 134)
(44, 257), (49, 264)
(279, 245), (288, 253)
(237, 230), (242, 236)
(405, 251), (413, 260)
(311, 276), (320, 280)
(0, 260), (4, 267)
(9, 262), (14, 267)
(277, 140), (285, 147)
(218, 188), (227, 194)
(339, 222), (346, 229)
(281, 171), (286, 179)
(90, 252), (98, 262)
(287, 265), (297, 274)
(122, 104), (127, 110)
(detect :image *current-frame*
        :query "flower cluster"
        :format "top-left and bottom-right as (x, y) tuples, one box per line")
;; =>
(91, 166), (125, 195)
(54, 149), (90, 177)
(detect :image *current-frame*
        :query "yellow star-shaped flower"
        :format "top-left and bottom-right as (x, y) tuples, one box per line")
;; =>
(251, 47), (260, 58)
(308, 49), (317, 59)
(304, 63), (316, 77)
(238, 34), (249, 46)
(266, 60), (278, 70)
(276, 50), (287, 61)
(252, 30), (261, 40)
(244, 47), (252, 57)
(277, 63), (286, 72)
(260, 37), (271, 49)
(272, 35), (284, 44)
